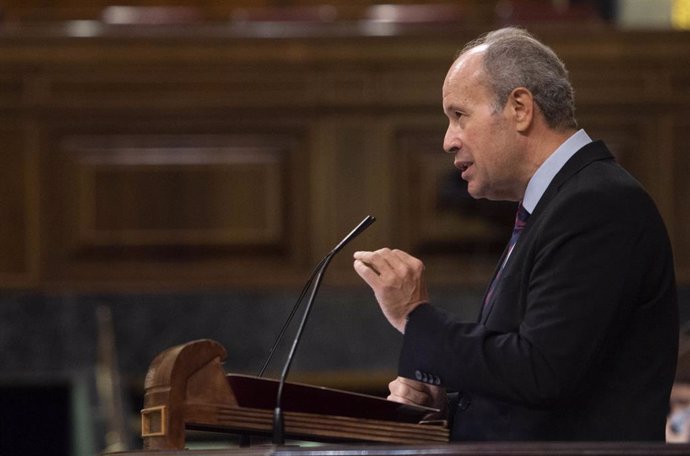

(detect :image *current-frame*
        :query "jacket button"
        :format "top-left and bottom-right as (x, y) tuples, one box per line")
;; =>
(433, 375), (442, 385)
(415, 370), (423, 381)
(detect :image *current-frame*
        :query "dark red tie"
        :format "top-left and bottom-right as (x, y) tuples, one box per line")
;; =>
(483, 202), (530, 307)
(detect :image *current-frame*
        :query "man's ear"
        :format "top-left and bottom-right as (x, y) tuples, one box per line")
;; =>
(508, 87), (534, 133)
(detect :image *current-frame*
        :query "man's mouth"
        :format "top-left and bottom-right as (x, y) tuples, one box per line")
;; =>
(456, 161), (473, 178)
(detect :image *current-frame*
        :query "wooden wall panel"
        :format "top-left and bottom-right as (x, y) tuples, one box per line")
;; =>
(65, 136), (286, 248)
(39, 128), (310, 289)
(40, 69), (315, 110)
(0, 26), (687, 289)
(0, 1), (492, 23)
(673, 117), (690, 282)
(0, 120), (35, 285)
(0, 73), (25, 108)
(309, 118), (397, 278)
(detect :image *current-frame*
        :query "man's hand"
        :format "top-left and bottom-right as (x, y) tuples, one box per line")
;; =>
(388, 377), (447, 419)
(353, 248), (429, 333)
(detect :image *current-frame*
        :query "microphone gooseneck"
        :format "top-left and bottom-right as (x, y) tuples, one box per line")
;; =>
(257, 255), (328, 378)
(271, 215), (375, 445)
(258, 215), (376, 378)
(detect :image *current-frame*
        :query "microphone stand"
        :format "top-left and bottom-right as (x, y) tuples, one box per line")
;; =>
(271, 215), (375, 445)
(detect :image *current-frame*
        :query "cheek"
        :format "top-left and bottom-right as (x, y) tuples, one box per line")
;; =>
(475, 135), (500, 168)
(484, 125), (512, 161)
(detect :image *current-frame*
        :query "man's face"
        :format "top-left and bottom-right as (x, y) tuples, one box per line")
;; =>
(442, 48), (524, 201)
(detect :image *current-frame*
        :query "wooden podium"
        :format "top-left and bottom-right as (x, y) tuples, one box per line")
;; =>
(139, 339), (449, 450)
(115, 339), (690, 456)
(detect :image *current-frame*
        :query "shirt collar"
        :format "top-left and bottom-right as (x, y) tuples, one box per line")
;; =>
(522, 129), (592, 214)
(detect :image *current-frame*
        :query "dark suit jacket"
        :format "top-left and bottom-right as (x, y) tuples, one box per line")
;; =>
(399, 141), (678, 441)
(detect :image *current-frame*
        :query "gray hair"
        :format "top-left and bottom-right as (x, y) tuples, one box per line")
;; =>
(458, 27), (578, 130)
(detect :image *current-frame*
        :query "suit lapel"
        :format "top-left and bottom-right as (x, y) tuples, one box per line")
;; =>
(478, 240), (513, 321)
(478, 141), (614, 324)
(530, 141), (614, 220)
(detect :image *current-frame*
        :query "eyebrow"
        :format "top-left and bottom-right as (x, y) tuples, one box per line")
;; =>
(443, 104), (464, 115)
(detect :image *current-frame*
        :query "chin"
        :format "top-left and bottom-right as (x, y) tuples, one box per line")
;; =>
(466, 184), (487, 201)
(469, 189), (511, 202)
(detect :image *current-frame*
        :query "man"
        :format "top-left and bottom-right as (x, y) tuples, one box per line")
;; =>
(353, 27), (678, 441)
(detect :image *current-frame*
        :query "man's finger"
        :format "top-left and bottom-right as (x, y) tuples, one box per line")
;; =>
(353, 259), (382, 286)
(354, 249), (396, 275)
(355, 258), (380, 275)
(387, 393), (417, 405)
(388, 377), (431, 406)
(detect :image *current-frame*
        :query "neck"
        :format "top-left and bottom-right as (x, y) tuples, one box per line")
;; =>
(513, 125), (576, 201)
(536, 125), (576, 162)
(527, 124), (576, 172)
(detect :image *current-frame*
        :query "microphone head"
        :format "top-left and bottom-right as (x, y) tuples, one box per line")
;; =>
(331, 215), (376, 255)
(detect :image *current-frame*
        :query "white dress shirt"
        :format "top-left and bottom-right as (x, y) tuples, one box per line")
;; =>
(522, 129), (593, 214)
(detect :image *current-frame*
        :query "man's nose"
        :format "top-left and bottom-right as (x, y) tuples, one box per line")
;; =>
(443, 127), (460, 154)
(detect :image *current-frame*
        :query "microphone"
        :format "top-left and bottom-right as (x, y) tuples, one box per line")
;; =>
(256, 255), (328, 378)
(258, 215), (376, 377)
(270, 215), (376, 445)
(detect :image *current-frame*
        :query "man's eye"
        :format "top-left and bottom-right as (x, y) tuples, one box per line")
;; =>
(455, 111), (463, 118)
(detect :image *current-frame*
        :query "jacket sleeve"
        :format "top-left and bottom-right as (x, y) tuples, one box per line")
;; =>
(398, 182), (671, 408)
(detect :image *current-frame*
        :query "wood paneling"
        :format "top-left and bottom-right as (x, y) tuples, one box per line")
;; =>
(0, 1), (493, 24)
(63, 136), (287, 248)
(673, 117), (690, 277)
(38, 124), (311, 289)
(0, 25), (687, 289)
(0, 119), (35, 285)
